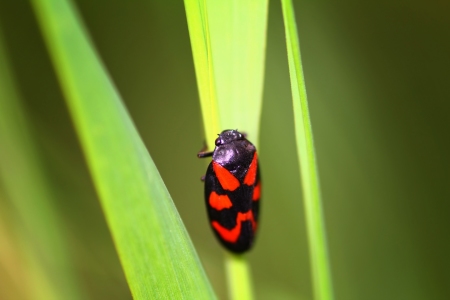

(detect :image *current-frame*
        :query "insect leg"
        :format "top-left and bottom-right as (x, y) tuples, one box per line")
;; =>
(198, 151), (213, 158)
(198, 142), (213, 158)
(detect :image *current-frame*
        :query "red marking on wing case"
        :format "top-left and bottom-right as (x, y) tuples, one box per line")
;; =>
(213, 161), (240, 191)
(212, 211), (256, 243)
(252, 182), (261, 201)
(243, 153), (258, 186)
(209, 191), (233, 210)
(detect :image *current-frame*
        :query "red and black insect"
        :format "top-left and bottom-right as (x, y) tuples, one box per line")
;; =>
(198, 129), (261, 253)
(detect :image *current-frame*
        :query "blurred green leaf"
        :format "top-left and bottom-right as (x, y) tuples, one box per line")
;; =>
(0, 29), (84, 300)
(280, 1), (334, 300)
(30, 0), (216, 298)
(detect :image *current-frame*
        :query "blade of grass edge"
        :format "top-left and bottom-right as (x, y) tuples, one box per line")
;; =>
(184, 0), (221, 148)
(31, 0), (216, 298)
(0, 29), (84, 300)
(280, 1), (334, 300)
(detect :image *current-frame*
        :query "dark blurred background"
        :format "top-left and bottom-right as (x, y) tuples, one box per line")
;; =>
(0, 1), (449, 299)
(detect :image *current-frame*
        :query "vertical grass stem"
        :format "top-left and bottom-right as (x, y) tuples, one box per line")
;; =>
(280, 1), (334, 299)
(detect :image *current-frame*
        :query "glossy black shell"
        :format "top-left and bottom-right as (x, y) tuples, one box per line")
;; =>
(204, 129), (260, 253)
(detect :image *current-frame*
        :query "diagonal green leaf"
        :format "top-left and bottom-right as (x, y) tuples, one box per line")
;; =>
(280, 1), (334, 300)
(30, 0), (216, 298)
(0, 28), (84, 300)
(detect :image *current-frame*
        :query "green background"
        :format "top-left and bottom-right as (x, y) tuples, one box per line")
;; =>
(1, 1), (449, 299)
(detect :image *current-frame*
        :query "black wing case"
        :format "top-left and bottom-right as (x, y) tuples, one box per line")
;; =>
(204, 161), (260, 253)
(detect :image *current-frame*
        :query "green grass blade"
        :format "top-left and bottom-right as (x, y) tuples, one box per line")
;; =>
(207, 0), (268, 145)
(280, 1), (334, 300)
(225, 252), (254, 300)
(0, 29), (84, 300)
(184, 0), (221, 146)
(30, 0), (216, 298)
(185, 0), (268, 145)
(185, 1), (268, 299)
